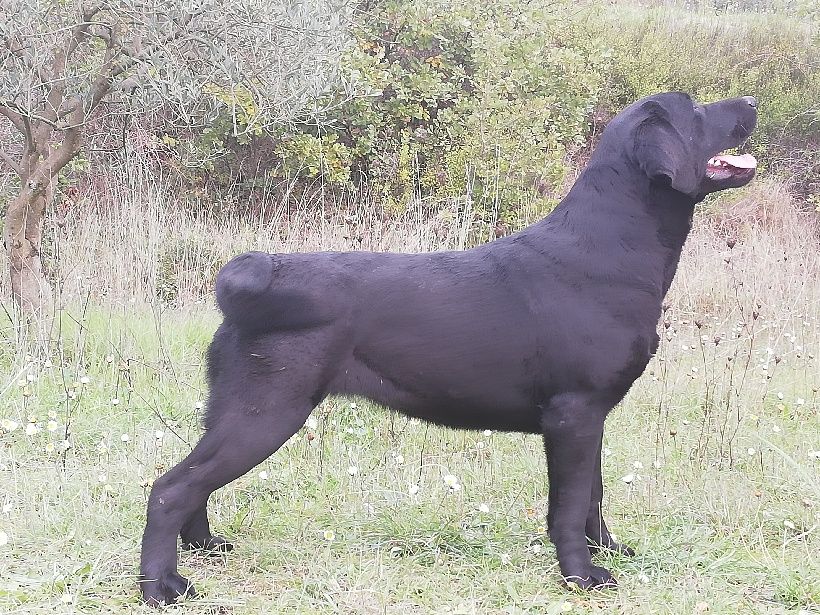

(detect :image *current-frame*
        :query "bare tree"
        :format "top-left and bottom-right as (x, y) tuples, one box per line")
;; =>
(0, 0), (352, 315)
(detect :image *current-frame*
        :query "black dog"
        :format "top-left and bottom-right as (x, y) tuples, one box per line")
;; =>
(140, 92), (757, 605)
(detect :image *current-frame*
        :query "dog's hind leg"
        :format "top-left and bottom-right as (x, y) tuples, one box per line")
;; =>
(585, 433), (635, 557)
(180, 502), (233, 553)
(542, 394), (617, 590)
(139, 397), (313, 606)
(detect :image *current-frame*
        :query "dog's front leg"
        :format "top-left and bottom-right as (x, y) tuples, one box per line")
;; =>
(542, 394), (617, 589)
(585, 432), (635, 557)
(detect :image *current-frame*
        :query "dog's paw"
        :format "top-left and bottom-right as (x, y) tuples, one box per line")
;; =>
(588, 540), (636, 557)
(563, 565), (618, 591)
(140, 572), (196, 607)
(181, 534), (234, 555)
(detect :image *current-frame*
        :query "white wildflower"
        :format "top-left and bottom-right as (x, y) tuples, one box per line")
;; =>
(443, 474), (460, 490)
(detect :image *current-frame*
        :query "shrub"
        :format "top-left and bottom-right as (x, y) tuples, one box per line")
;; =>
(279, 0), (610, 228)
(128, 0), (820, 223)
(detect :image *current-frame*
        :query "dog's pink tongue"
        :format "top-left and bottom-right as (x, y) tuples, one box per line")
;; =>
(714, 153), (757, 169)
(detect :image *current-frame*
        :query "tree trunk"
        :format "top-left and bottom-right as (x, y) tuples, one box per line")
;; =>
(3, 119), (80, 317)
(4, 181), (54, 316)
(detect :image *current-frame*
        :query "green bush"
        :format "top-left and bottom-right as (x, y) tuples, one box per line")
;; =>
(279, 0), (610, 226)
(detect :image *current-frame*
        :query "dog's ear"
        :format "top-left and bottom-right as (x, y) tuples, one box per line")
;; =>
(632, 101), (699, 196)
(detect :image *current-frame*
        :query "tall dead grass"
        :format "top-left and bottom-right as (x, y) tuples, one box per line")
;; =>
(675, 179), (819, 318)
(0, 164), (817, 326)
(0, 164), (477, 310)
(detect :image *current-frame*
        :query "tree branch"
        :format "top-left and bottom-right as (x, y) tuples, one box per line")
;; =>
(0, 104), (26, 134)
(3, 99), (64, 129)
(3, 33), (51, 84)
(33, 9), (102, 144)
(0, 149), (22, 176)
(87, 20), (122, 110)
(56, 11), (204, 123)
(1, 103), (36, 154)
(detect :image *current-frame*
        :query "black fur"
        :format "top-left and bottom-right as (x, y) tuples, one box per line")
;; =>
(140, 92), (757, 605)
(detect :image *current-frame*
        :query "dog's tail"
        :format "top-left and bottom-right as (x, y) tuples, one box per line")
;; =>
(215, 251), (329, 332)
(215, 252), (277, 331)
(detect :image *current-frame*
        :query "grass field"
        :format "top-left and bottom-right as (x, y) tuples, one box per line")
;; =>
(0, 176), (819, 614)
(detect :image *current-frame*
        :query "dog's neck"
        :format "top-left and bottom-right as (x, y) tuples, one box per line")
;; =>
(525, 162), (698, 301)
(644, 181), (697, 297)
(550, 161), (696, 243)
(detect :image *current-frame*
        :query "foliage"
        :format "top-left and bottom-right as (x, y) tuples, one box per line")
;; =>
(266, 0), (819, 220)
(277, 0), (610, 226)
(0, 0), (352, 160)
(277, 133), (353, 186)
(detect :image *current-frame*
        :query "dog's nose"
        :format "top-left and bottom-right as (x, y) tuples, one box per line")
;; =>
(743, 96), (757, 108)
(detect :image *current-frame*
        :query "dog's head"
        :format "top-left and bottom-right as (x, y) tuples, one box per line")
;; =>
(609, 92), (758, 199)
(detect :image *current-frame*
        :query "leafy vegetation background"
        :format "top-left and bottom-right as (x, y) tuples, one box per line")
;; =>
(160, 0), (819, 228)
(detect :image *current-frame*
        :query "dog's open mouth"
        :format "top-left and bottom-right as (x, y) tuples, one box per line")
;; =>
(706, 153), (757, 180)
